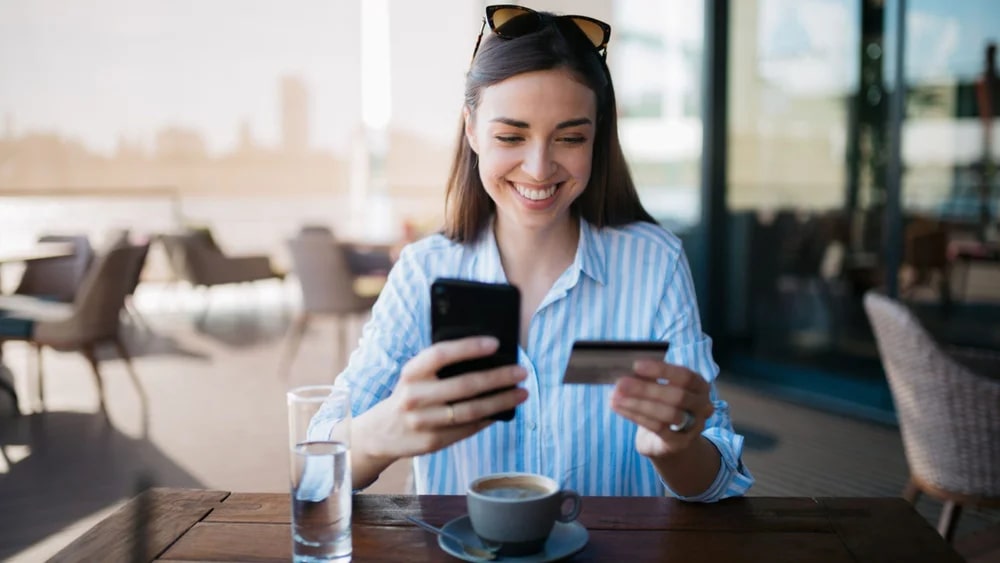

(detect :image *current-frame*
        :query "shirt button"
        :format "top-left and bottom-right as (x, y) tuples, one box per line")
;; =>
(527, 421), (537, 430)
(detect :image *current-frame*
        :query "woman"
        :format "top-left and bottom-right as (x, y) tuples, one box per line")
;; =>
(329, 5), (753, 500)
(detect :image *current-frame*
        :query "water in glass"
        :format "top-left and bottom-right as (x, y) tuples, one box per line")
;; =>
(291, 440), (351, 562)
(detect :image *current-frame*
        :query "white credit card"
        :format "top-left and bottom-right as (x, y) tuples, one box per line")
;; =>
(562, 340), (670, 385)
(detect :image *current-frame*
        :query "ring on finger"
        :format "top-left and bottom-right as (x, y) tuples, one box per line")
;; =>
(669, 409), (695, 433)
(446, 404), (456, 425)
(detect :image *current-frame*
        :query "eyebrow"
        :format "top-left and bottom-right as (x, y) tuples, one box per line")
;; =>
(489, 117), (593, 129)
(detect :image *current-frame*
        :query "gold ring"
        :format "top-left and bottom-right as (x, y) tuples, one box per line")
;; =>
(446, 404), (456, 425)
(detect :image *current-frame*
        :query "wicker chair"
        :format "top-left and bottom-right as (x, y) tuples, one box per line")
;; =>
(863, 292), (1000, 542)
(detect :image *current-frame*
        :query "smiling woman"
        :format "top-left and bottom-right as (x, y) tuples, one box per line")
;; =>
(463, 69), (597, 236)
(318, 3), (754, 501)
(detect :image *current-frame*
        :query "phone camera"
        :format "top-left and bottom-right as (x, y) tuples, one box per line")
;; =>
(436, 299), (450, 316)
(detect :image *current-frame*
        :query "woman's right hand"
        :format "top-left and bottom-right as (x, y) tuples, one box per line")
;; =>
(355, 336), (528, 467)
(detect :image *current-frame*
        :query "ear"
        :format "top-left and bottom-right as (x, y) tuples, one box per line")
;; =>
(463, 106), (479, 154)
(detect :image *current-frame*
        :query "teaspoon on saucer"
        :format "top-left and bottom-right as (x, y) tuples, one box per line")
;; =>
(406, 515), (501, 561)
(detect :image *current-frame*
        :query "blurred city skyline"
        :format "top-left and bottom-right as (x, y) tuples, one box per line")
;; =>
(0, 0), (996, 211)
(0, 1), (364, 156)
(0, 0), (482, 160)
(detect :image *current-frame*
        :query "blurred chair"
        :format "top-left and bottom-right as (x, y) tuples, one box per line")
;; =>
(901, 217), (951, 305)
(0, 363), (18, 416)
(14, 234), (94, 302)
(279, 231), (381, 378)
(106, 231), (153, 331)
(159, 229), (283, 320)
(863, 292), (1000, 542)
(0, 244), (150, 423)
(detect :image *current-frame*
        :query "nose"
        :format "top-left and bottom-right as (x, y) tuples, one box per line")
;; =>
(521, 141), (556, 181)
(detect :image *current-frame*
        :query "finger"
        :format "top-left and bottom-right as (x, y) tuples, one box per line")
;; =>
(434, 365), (527, 405)
(611, 386), (707, 425)
(404, 387), (528, 430)
(631, 361), (709, 392)
(614, 375), (684, 405)
(408, 417), (494, 452)
(401, 337), (499, 381)
(612, 402), (701, 436)
(397, 365), (526, 410)
(451, 386), (529, 424)
(614, 376), (713, 419)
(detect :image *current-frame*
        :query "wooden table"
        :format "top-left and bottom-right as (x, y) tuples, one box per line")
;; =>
(0, 242), (76, 264)
(51, 488), (962, 562)
(0, 242), (75, 289)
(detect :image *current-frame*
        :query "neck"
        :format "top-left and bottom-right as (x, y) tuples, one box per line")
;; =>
(494, 216), (580, 285)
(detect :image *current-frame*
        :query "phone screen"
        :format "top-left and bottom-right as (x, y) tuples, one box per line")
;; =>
(430, 278), (520, 421)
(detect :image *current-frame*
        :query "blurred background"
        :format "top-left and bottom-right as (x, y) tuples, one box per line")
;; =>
(1, 0), (998, 560)
(3, 0), (998, 417)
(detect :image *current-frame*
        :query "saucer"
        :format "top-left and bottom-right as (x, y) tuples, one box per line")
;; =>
(438, 515), (588, 562)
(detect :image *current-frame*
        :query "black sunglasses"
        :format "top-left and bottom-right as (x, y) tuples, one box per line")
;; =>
(470, 4), (612, 64)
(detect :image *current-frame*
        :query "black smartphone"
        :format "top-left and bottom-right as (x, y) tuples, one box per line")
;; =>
(430, 278), (520, 421)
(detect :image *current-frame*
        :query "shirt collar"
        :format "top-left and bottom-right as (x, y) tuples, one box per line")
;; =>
(577, 217), (607, 285)
(471, 215), (607, 286)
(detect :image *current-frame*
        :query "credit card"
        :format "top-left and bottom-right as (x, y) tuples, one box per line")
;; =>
(562, 340), (670, 385)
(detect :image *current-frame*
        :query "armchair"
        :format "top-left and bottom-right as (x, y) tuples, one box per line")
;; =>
(159, 229), (282, 288)
(279, 230), (381, 378)
(158, 229), (283, 322)
(863, 292), (1000, 542)
(0, 244), (150, 422)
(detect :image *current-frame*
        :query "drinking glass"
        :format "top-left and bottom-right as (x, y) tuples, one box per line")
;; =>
(287, 385), (352, 562)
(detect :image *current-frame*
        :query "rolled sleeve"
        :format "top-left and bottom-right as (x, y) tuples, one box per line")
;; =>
(332, 244), (428, 415)
(658, 396), (755, 502)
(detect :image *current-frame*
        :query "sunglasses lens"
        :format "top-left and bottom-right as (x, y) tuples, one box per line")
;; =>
(490, 7), (539, 38)
(571, 18), (608, 49)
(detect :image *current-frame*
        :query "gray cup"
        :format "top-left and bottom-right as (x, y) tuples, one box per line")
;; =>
(466, 473), (582, 557)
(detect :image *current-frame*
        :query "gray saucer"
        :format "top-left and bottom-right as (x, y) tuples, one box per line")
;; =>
(438, 515), (588, 562)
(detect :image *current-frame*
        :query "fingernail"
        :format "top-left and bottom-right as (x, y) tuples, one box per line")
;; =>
(632, 359), (656, 373)
(481, 336), (499, 350)
(513, 367), (527, 380)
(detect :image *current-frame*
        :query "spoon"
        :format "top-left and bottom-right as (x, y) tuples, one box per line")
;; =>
(406, 515), (501, 561)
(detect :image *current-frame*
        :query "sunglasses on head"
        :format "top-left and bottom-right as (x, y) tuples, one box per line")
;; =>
(470, 4), (612, 64)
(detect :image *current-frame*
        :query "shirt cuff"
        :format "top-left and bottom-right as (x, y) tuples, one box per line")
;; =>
(660, 430), (755, 502)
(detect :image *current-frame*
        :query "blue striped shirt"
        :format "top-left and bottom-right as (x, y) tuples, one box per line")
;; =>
(334, 218), (754, 500)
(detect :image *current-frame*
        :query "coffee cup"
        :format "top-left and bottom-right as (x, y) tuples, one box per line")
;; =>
(466, 472), (581, 556)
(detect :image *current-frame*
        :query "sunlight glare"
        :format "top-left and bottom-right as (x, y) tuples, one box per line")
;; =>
(0, 445), (32, 474)
(361, 0), (392, 130)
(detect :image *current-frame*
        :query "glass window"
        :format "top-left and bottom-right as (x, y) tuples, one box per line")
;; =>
(613, 0), (704, 231)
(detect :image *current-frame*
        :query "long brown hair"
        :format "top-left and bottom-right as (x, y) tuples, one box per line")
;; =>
(444, 12), (656, 242)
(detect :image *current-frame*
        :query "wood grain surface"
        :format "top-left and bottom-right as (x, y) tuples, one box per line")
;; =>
(52, 488), (964, 562)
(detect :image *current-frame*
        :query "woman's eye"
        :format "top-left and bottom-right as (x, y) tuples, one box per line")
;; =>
(495, 135), (522, 144)
(559, 137), (587, 145)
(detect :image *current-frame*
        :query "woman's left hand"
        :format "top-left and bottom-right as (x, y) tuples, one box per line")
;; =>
(610, 360), (715, 459)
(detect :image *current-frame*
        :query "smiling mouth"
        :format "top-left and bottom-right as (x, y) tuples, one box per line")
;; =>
(512, 182), (560, 201)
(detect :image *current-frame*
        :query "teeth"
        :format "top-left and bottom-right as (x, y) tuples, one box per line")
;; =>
(514, 183), (558, 201)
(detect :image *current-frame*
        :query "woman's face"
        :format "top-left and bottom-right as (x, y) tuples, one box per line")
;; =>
(465, 68), (597, 237)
